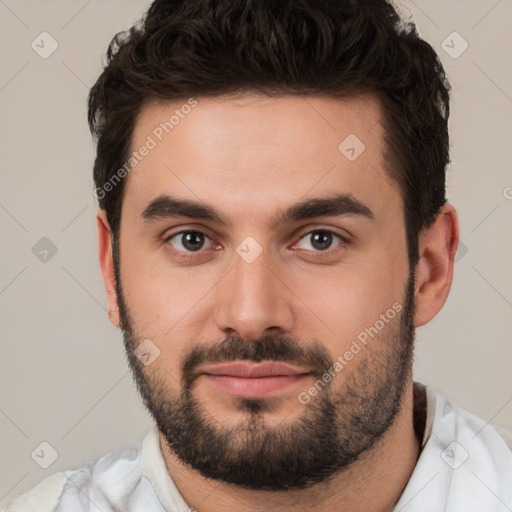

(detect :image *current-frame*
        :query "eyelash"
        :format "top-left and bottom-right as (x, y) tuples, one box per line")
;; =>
(164, 228), (348, 260)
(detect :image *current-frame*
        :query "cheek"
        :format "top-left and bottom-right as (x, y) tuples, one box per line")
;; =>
(285, 256), (407, 347)
(119, 242), (219, 338)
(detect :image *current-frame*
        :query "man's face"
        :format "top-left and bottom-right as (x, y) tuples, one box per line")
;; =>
(113, 94), (414, 489)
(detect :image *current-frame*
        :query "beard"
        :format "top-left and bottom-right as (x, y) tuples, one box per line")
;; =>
(114, 255), (416, 491)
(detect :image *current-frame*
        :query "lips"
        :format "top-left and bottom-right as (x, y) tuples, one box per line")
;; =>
(199, 361), (311, 398)
(200, 361), (309, 378)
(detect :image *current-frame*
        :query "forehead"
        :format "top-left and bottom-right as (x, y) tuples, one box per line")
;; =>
(123, 93), (400, 224)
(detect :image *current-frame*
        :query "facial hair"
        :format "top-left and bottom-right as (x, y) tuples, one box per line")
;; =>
(115, 256), (416, 491)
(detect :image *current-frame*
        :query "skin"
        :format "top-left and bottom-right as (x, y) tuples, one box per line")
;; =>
(97, 93), (459, 512)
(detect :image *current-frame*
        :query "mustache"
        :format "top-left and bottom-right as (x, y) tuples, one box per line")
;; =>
(181, 334), (333, 387)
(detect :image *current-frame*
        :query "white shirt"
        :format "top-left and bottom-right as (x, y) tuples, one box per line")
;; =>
(4, 383), (512, 512)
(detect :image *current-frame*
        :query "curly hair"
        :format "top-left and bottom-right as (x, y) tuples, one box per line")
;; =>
(88, 0), (450, 268)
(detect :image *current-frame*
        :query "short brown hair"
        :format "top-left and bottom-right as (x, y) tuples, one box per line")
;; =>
(88, 0), (451, 267)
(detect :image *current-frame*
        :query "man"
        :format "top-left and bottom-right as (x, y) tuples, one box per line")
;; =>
(5, 0), (512, 511)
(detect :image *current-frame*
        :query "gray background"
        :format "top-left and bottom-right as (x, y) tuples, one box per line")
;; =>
(1, 0), (511, 505)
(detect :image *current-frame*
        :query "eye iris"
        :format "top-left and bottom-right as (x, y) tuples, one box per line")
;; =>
(182, 232), (204, 251)
(311, 231), (333, 250)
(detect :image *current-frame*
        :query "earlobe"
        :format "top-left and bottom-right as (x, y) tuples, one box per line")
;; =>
(414, 203), (459, 327)
(96, 210), (121, 328)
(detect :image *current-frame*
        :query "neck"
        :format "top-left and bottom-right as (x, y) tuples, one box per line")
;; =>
(159, 381), (420, 512)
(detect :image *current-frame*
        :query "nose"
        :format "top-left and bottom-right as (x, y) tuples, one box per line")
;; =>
(214, 249), (295, 341)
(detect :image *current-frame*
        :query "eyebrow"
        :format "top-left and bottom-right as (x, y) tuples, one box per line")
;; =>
(141, 193), (375, 227)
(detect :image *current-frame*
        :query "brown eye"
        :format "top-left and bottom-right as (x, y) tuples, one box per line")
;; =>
(296, 230), (343, 252)
(167, 231), (212, 252)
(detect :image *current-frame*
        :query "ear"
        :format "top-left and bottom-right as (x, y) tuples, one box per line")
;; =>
(414, 203), (459, 327)
(96, 210), (121, 328)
